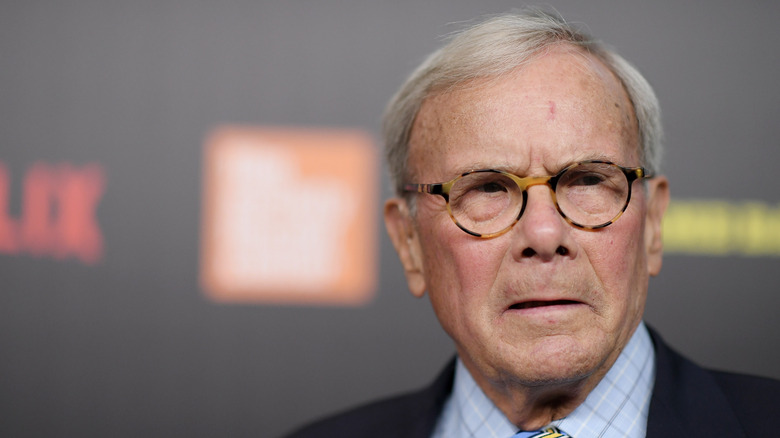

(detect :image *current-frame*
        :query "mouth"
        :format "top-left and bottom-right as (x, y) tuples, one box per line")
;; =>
(508, 299), (582, 310)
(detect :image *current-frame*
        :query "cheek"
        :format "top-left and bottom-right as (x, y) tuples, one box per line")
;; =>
(419, 223), (505, 326)
(584, 215), (649, 320)
(452, 240), (502, 285)
(420, 206), (500, 285)
(595, 236), (634, 274)
(590, 200), (647, 273)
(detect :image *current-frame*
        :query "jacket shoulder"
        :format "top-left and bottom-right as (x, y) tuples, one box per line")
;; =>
(709, 369), (780, 431)
(647, 326), (780, 435)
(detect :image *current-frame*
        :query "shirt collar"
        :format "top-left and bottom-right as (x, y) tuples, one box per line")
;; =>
(432, 322), (655, 438)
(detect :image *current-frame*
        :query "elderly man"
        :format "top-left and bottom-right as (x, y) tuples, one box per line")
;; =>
(287, 9), (780, 438)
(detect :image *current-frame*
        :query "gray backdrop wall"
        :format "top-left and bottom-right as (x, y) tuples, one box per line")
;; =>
(1, 1), (778, 437)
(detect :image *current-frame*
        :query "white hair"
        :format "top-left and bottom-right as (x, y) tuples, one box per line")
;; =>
(383, 8), (663, 196)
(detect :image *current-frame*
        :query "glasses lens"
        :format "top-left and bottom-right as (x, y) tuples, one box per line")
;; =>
(556, 162), (629, 227)
(448, 171), (523, 235)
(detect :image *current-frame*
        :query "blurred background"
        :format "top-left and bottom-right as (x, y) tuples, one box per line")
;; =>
(1, 1), (778, 437)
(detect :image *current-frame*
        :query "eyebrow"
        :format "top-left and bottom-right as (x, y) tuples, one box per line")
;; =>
(452, 154), (619, 177)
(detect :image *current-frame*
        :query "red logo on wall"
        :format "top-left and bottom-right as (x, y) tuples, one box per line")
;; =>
(0, 161), (106, 265)
(200, 126), (378, 305)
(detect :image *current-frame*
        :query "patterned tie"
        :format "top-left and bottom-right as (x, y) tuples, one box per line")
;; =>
(513, 426), (572, 438)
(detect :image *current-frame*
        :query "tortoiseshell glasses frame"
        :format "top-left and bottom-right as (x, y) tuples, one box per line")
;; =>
(403, 160), (652, 239)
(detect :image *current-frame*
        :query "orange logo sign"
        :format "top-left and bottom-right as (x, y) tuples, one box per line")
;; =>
(200, 126), (378, 305)
(0, 161), (106, 265)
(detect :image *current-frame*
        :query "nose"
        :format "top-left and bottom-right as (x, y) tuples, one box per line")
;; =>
(510, 184), (575, 261)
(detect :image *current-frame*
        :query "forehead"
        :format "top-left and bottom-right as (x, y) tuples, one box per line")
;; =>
(408, 46), (639, 178)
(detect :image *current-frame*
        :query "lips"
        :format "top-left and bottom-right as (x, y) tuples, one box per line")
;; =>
(508, 299), (581, 310)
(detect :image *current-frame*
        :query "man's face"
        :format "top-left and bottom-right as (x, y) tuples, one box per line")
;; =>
(386, 46), (668, 392)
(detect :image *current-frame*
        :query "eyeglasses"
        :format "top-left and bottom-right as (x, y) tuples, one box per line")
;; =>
(404, 160), (651, 238)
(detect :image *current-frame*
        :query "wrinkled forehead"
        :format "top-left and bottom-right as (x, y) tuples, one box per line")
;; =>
(407, 46), (639, 177)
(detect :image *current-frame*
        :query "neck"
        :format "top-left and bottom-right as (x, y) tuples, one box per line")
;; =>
(463, 358), (614, 431)
(493, 378), (595, 430)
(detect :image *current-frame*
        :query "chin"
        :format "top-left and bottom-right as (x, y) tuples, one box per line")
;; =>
(500, 337), (607, 387)
(510, 362), (595, 388)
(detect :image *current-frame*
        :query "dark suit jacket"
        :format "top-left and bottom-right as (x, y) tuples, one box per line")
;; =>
(285, 329), (780, 437)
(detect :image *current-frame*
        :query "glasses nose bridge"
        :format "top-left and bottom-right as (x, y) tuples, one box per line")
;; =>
(513, 174), (562, 217)
(514, 174), (555, 193)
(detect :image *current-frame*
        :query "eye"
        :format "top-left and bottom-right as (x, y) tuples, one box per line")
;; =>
(571, 172), (607, 186)
(475, 181), (508, 193)
(454, 172), (513, 196)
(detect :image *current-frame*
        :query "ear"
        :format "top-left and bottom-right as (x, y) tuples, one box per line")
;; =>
(644, 176), (670, 276)
(384, 197), (427, 297)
